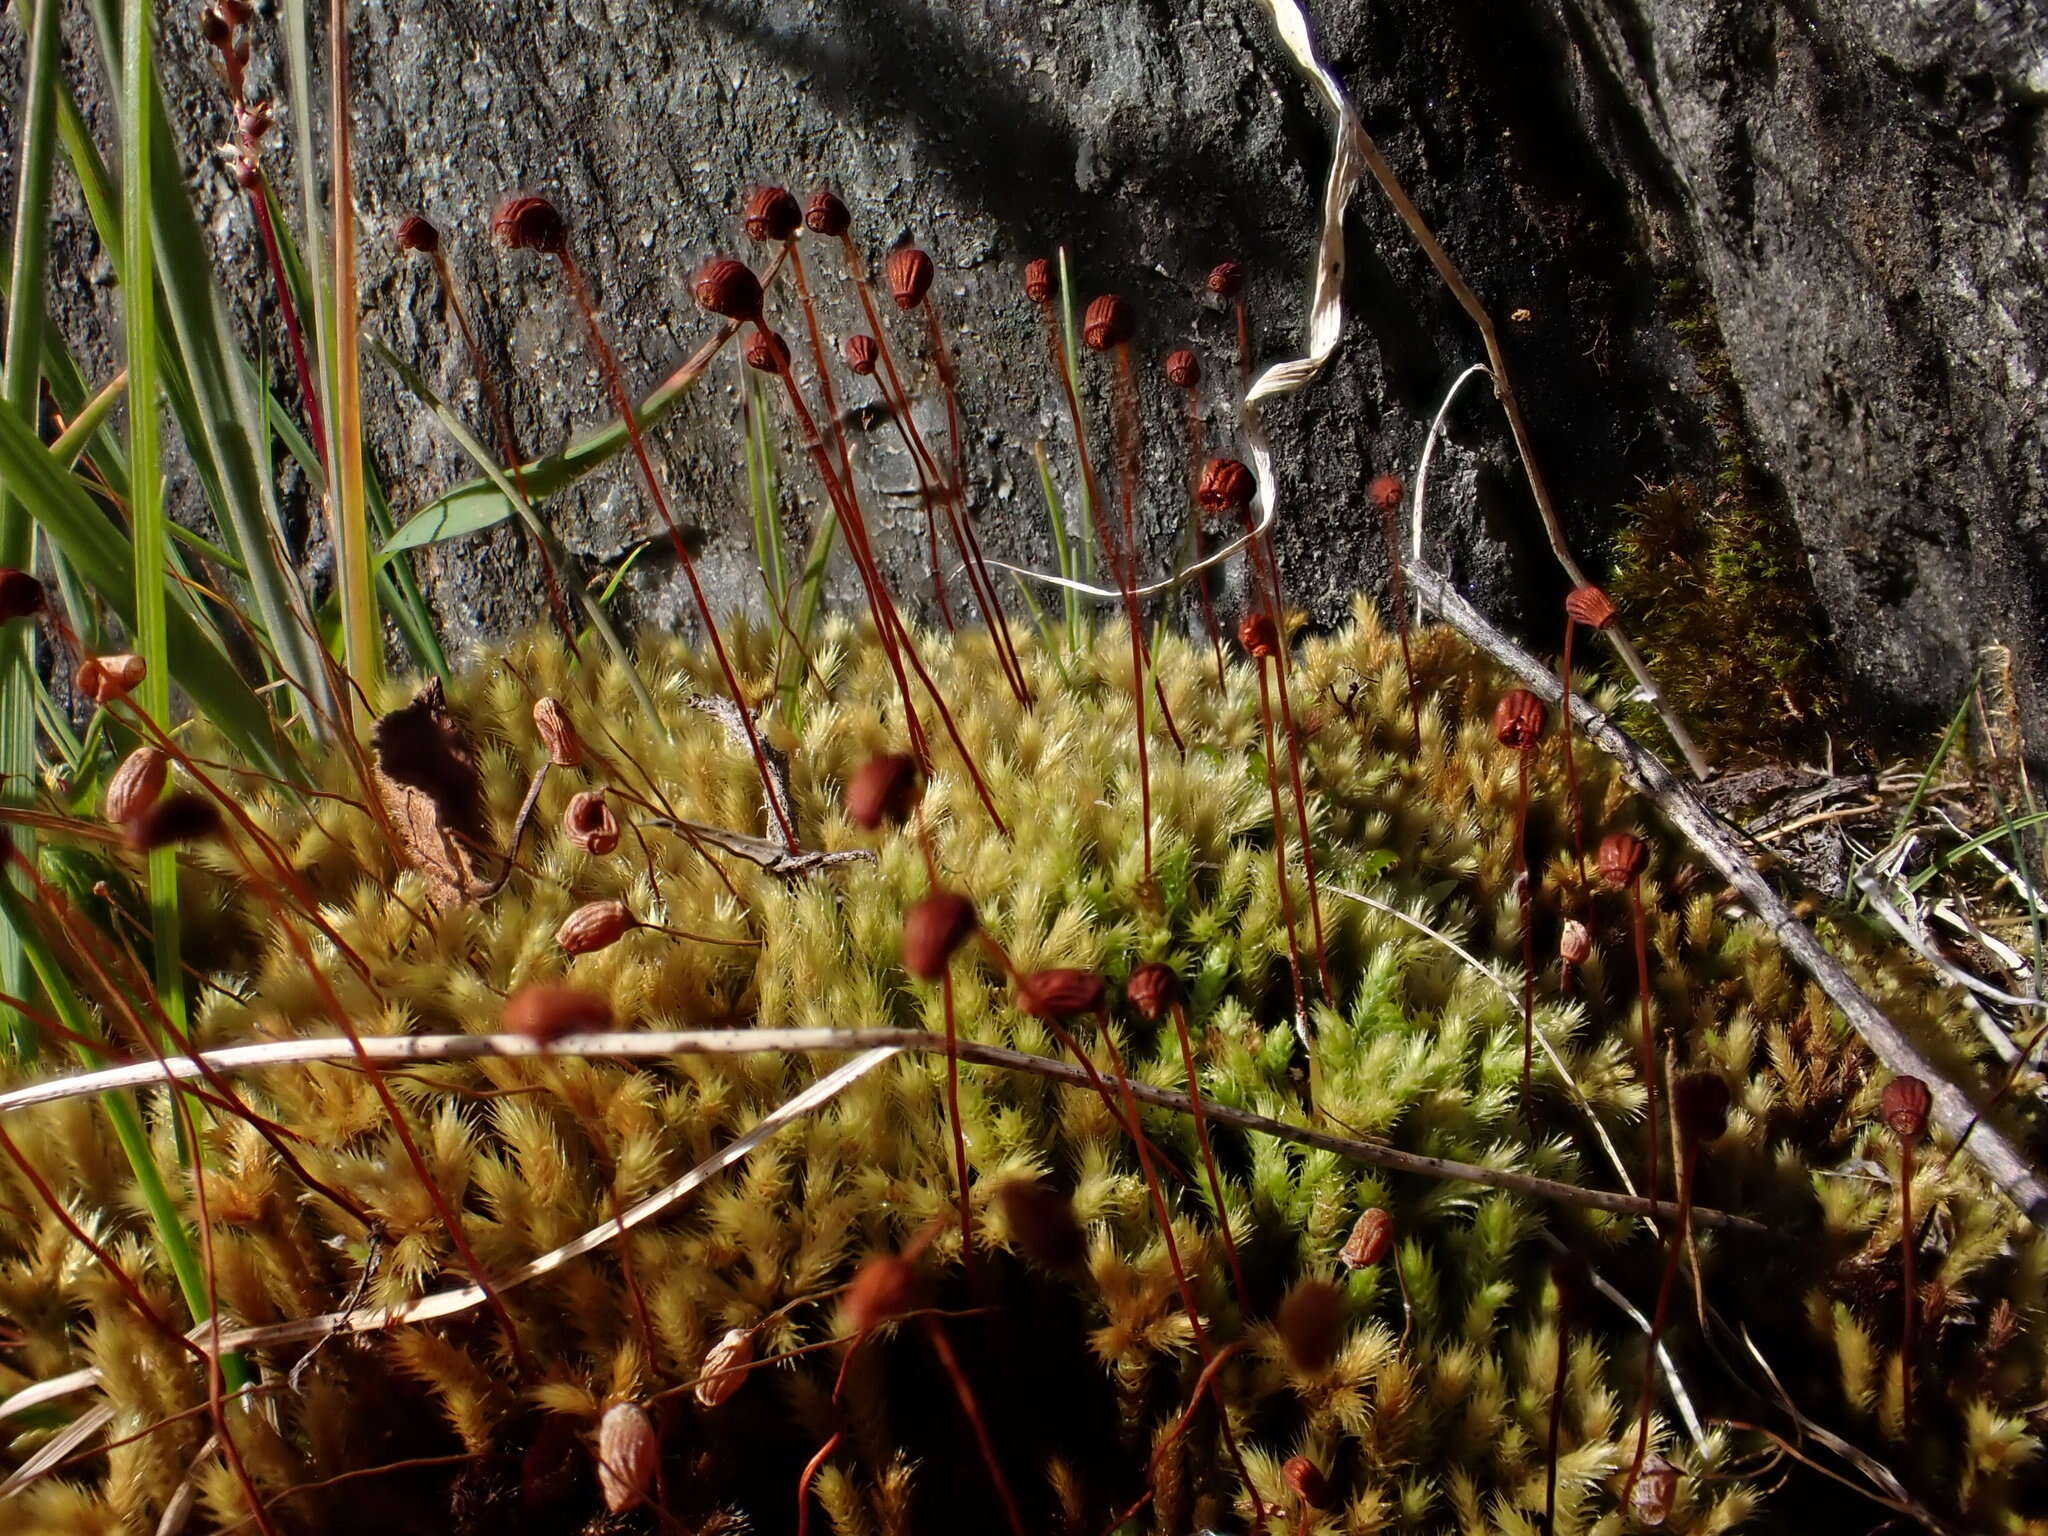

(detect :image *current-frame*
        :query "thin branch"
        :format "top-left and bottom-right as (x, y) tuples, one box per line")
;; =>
(1410, 560), (2048, 1228)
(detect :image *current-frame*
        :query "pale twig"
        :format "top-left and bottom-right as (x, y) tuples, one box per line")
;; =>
(0, 1030), (1760, 1233)
(1410, 560), (2048, 1228)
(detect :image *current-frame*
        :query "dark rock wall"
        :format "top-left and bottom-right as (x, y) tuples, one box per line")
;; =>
(4, 0), (2043, 758)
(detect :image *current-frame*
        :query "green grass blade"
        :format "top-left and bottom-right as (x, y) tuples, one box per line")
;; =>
(0, 0), (66, 1059)
(324, 2), (378, 695)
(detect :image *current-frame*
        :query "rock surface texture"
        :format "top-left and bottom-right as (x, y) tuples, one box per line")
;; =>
(3, 0), (2043, 759)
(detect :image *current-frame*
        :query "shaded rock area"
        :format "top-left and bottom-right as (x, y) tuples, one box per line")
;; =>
(3, 0), (2043, 764)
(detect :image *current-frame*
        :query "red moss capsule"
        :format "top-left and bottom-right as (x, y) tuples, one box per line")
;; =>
(1558, 919), (1593, 969)
(903, 891), (977, 980)
(395, 214), (441, 255)
(845, 752), (921, 829)
(595, 1402), (658, 1514)
(995, 1178), (1087, 1270)
(492, 195), (567, 255)
(1283, 1457), (1331, 1508)
(1164, 348), (1201, 388)
(0, 568), (46, 622)
(694, 257), (764, 323)
(804, 189), (850, 237)
(76, 653), (146, 705)
(1369, 473), (1404, 513)
(1195, 457), (1254, 513)
(1277, 1278), (1345, 1371)
(885, 247), (934, 310)
(842, 333), (879, 376)
(104, 747), (170, 826)
(556, 900), (637, 955)
(1881, 1075), (1932, 1144)
(1492, 689), (1548, 750)
(126, 791), (222, 851)
(199, 6), (233, 46)
(743, 185), (802, 242)
(1124, 962), (1181, 1022)
(1206, 260), (1245, 297)
(533, 697), (584, 769)
(844, 1253), (919, 1332)
(744, 329), (791, 373)
(504, 984), (614, 1044)
(1082, 293), (1135, 351)
(1017, 968), (1106, 1020)
(1565, 583), (1619, 630)
(1339, 1208), (1394, 1270)
(1673, 1071), (1731, 1147)
(1597, 831), (1649, 890)
(1022, 258), (1056, 305)
(1237, 613), (1279, 659)
(563, 790), (621, 856)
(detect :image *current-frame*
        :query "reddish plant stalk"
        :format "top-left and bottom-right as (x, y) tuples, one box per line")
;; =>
(1898, 1136), (1918, 1443)
(1561, 616), (1586, 880)
(1543, 1314), (1569, 1536)
(924, 301), (1030, 700)
(794, 1428), (844, 1536)
(1099, 1341), (1257, 1535)
(1252, 657), (1313, 1034)
(551, 252), (797, 850)
(1381, 497), (1422, 743)
(1178, 389), (1229, 689)
(424, 247), (579, 653)
(1168, 997), (1250, 1309)
(1515, 748), (1537, 1119)
(763, 357), (1009, 832)
(1628, 884), (1659, 1211)
(244, 173), (328, 472)
(864, 349), (962, 631)
(1625, 1140), (1698, 1500)
(922, 1316), (1028, 1536)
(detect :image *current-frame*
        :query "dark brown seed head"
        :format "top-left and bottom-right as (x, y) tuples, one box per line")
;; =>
(1673, 1071), (1732, 1147)
(1237, 612), (1280, 659)
(1558, 919), (1593, 969)
(214, 0), (250, 26)
(995, 1178), (1088, 1270)
(1124, 961), (1181, 1022)
(1022, 258), (1056, 305)
(1277, 1278), (1345, 1371)
(1597, 831), (1649, 890)
(533, 697), (584, 769)
(556, 900), (637, 955)
(885, 247), (934, 310)
(844, 1253), (919, 1333)
(903, 891), (977, 980)
(595, 1402), (658, 1515)
(744, 329), (791, 373)
(1164, 348), (1201, 389)
(1368, 473), (1404, 513)
(395, 214), (441, 255)
(694, 257), (764, 323)
(803, 189), (850, 237)
(504, 984), (614, 1044)
(0, 569), (46, 622)
(1206, 260), (1245, 297)
(1082, 293), (1135, 351)
(1339, 1208), (1394, 1270)
(1017, 967), (1106, 1020)
(1882, 1074), (1932, 1144)
(1283, 1457), (1331, 1508)
(1493, 689), (1548, 751)
(76, 653), (146, 705)
(199, 6), (232, 47)
(105, 747), (170, 826)
(743, 186), (802, 242)
(1565, 583), (1619, 630)
(842, 333), (879, 376)
(1196, 457), (1255, 513)
(127, 791), (222, 851)
(492, 195), (567, 255)
(845, 752), (921, 829)
(563, 790), (621, 857)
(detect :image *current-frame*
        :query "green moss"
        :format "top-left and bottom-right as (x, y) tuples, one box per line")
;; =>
(0, 609), (2037, 1532)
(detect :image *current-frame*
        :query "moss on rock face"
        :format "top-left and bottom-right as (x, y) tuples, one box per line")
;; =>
(0, 610), (2040, 1533)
